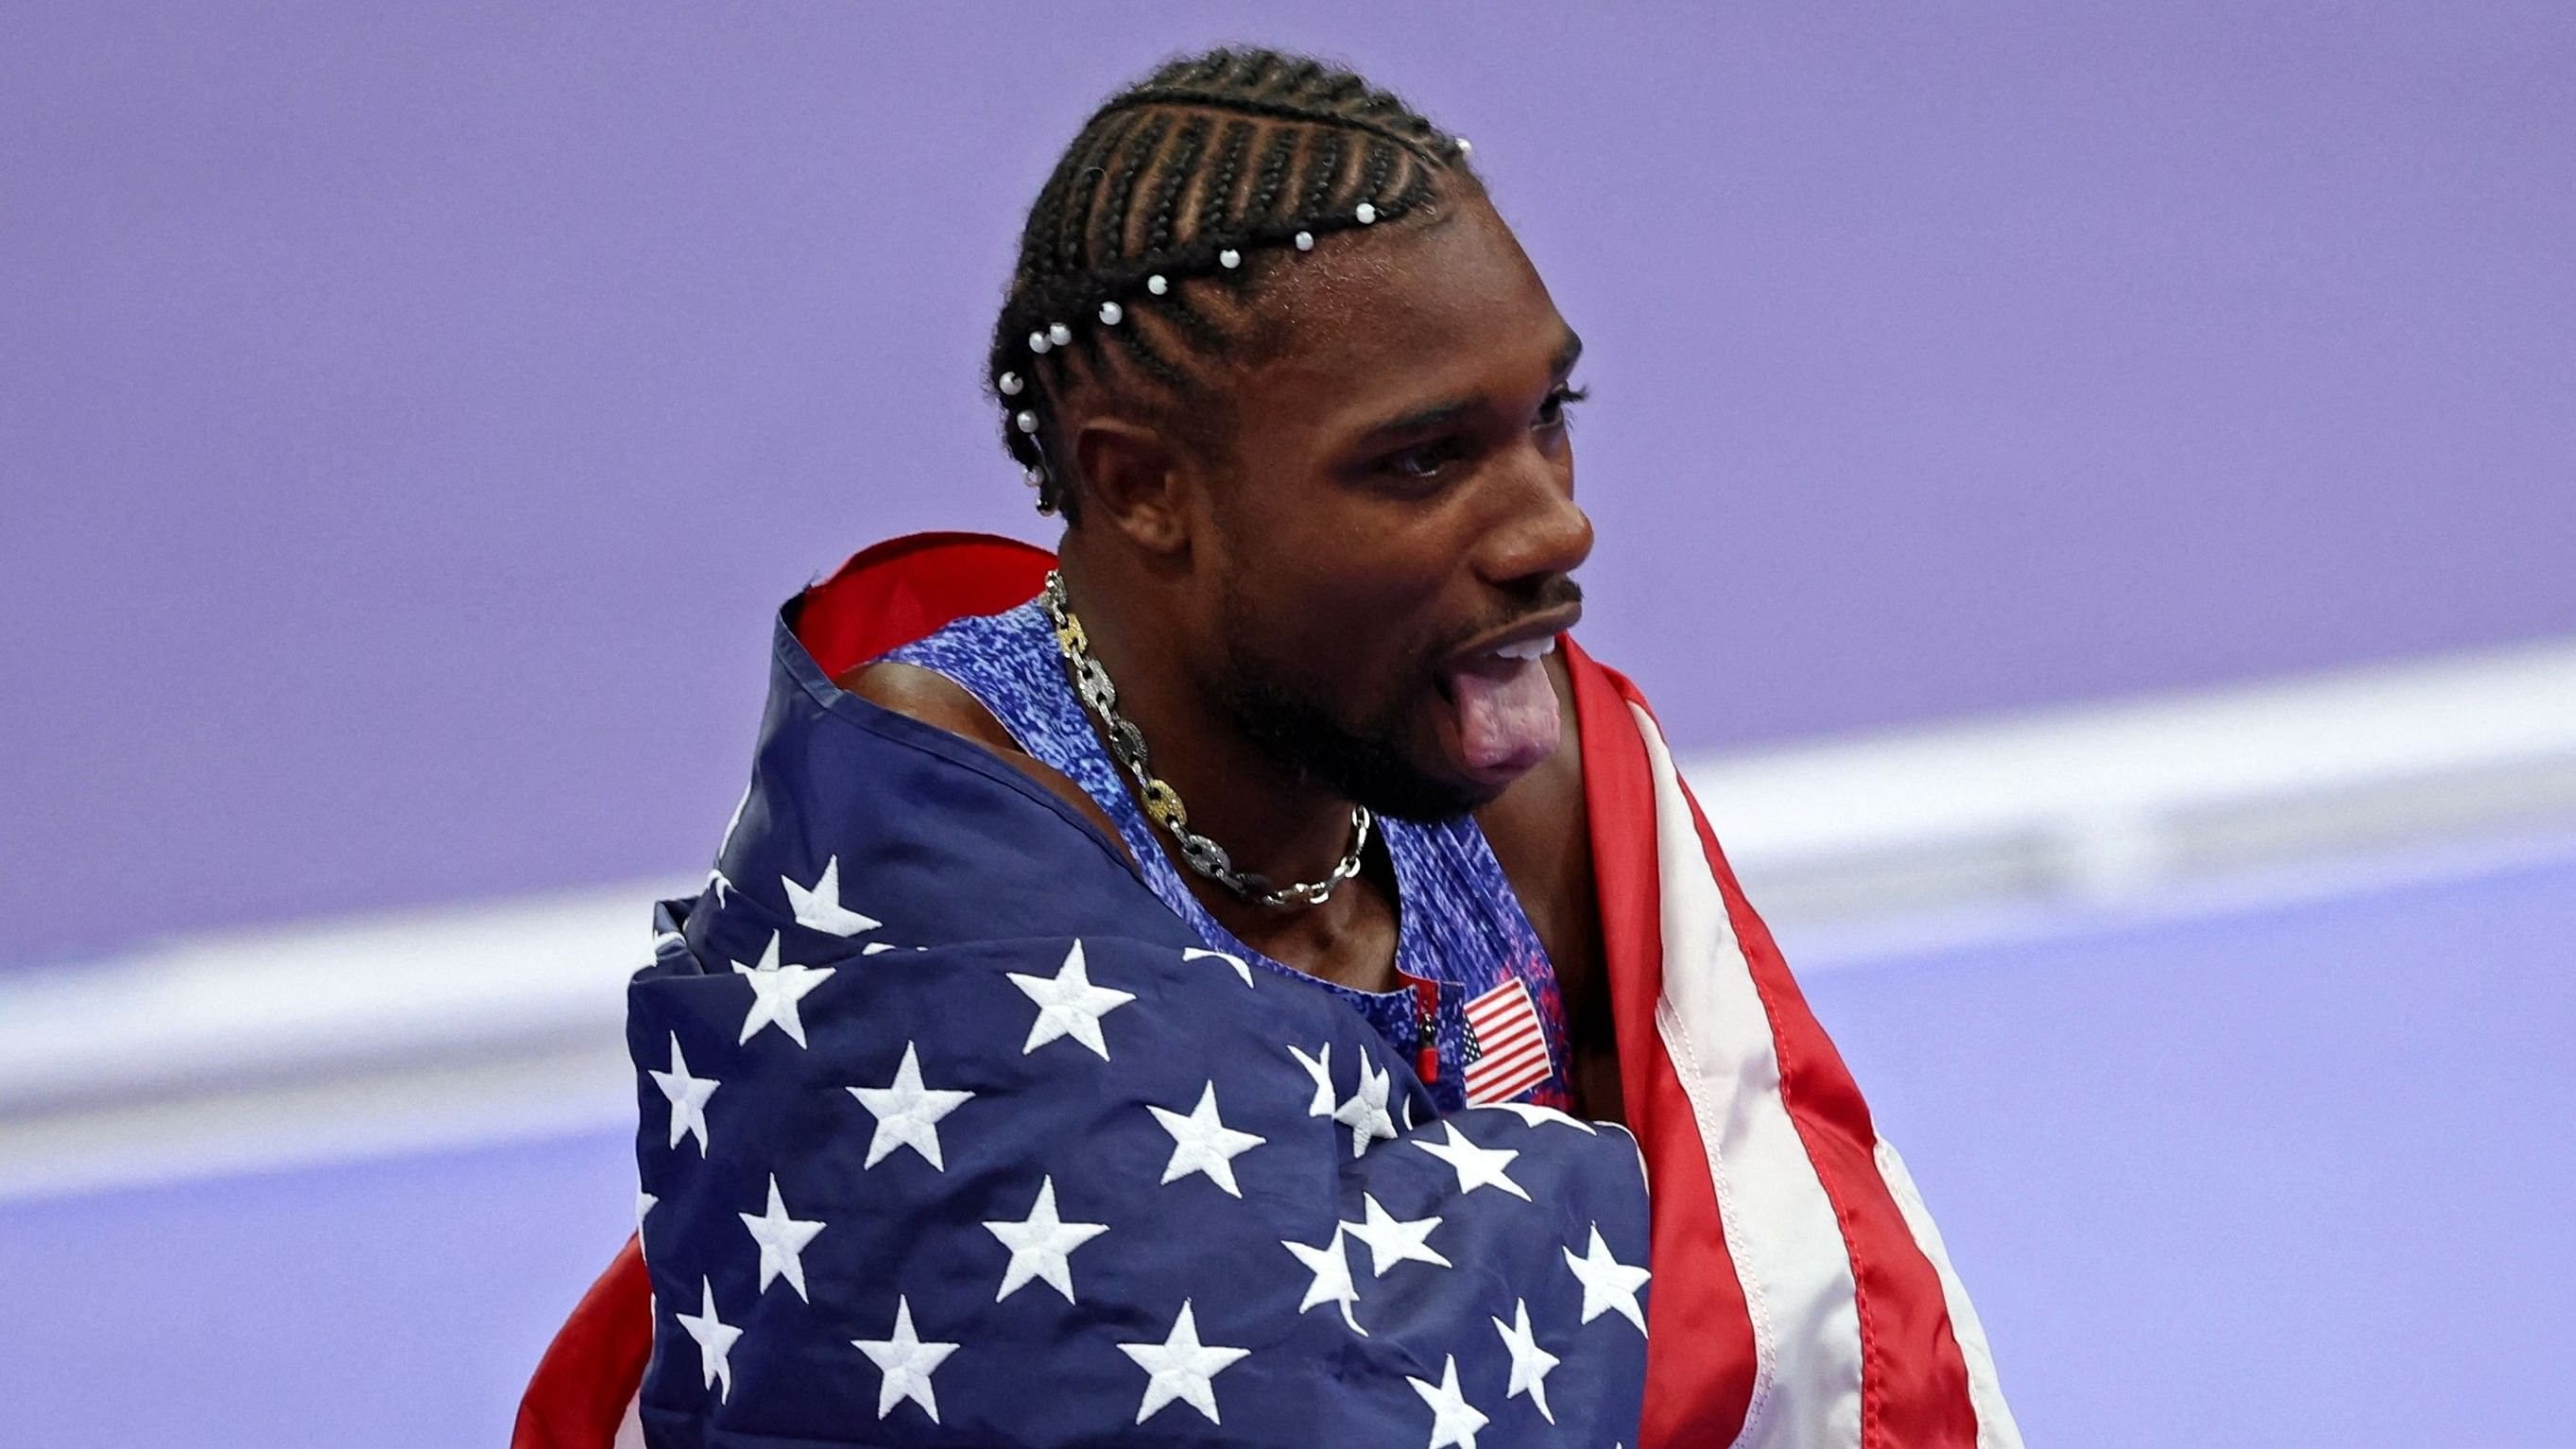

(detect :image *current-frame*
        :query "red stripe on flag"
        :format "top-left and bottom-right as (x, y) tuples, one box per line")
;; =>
(1588, 634), (1981, 1449)
(1464, 978), (1530, 1026)
(513, 1236), (652, 1449)
(1568, 641), (1759, 1448)
(1470, 1049), (1550, 1098)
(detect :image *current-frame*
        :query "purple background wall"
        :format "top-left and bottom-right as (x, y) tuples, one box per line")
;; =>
(8, 2), (2572, 965)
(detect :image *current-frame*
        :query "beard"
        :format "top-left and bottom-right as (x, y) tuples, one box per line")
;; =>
(1205, 578), (1492, 825)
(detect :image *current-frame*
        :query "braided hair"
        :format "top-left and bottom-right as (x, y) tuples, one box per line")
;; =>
(988, 48), (1479, 519)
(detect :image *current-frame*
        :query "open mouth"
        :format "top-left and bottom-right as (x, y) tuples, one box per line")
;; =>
(1434, 633), (1563, 785)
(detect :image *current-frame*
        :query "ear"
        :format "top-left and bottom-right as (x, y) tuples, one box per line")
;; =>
(1069, 414), (1197, 559)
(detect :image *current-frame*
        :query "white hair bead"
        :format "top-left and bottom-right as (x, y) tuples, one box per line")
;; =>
(1294, 231), (1314, 251)
(1047, 322), (1072, 347)
(1355, 201), (1378, 225)
(1146, 273), (1168, 295)
(1027, 330), (1050, 354)
(997, 371), (1022, 396)
(1218, 248), (1241, 268)
(1024, 466), (1045, 486)
(1014, 410), (1039, 434)
(1454, 137), (1473, 156)
(1097, 301), (1123, 325)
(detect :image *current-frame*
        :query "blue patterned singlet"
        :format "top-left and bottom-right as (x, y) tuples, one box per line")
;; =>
(883, 601), (1571, 1113)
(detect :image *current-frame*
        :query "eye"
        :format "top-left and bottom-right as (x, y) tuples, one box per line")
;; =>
(1380, 436), (1469, 485)
(1536, 382), (1591, 432)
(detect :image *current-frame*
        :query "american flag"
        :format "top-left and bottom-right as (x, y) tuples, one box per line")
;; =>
(517, 535), (2021, 1449)
(629, 870), (1650, 1446)
(1462, 978), (1553, 1106)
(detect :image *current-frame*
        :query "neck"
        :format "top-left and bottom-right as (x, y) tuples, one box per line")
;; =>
(1055, 552), (1363, 899)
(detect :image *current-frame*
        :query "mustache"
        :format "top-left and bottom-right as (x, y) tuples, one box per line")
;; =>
(1436, 575), (1585, 658)
(1523, 575), (1585, 616)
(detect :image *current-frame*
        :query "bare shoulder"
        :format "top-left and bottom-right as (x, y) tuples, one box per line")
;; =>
(834, 660), (1129, 852)
(837, 660), (1024, 757)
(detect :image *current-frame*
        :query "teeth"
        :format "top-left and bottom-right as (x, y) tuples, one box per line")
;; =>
(1491, 637), (1556, 662)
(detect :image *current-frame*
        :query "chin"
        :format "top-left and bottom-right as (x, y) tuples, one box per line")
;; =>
(1343, 753), (1509, 825)
(1213, 656), (1509, 824)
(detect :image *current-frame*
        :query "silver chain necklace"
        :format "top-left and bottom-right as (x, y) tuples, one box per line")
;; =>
(1041, 570), (1372, 910)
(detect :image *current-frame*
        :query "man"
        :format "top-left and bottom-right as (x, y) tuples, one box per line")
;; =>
(520, 48), (2018, 1449)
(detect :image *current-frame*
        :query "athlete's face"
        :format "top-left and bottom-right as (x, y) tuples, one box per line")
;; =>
(1186, 195), (1592, 820)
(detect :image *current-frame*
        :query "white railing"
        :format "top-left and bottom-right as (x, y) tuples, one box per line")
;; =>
(1704, 635), (2576, 925)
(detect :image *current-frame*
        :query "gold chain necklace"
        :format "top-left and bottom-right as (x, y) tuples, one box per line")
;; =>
(1041, 570), (1371, 910)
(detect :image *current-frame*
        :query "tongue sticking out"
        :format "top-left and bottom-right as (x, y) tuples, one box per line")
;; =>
(1447, 655), (1563, 778)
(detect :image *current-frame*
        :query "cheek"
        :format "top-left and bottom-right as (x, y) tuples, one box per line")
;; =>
(1206, 474), (1459, 691)
(1264, 553), (1438, 673)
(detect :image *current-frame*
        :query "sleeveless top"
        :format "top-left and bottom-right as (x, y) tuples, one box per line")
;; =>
(883, 600), (1571, 1113)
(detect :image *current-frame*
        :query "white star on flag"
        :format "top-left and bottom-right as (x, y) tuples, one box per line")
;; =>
(1406, 1354), (1490, 1449)
(1490, 1297), (1560, 1423)
(1472, 1100), (1599, 1134)
(648, 1033), (718, 1156)
(732, 931), (834, 1047)
(739, 1173), (827, 1302)
(1119, 1299), (1250, 1426)
(1412, 1120), (1531, 1200)
(1562, 1222), (1651, 1333)
(1343, 1193), (1451, 1277)
(1280, 1224), (1366, 1335)
(673, 1277), (743, 1402)
(1287, 1042), (1335, 1116)
(852, 1295), (958, 1423)
(1148, 1081), (1266, 1198)
(1182, 945), (1255, 986)
(781, 855), (882, 937)
(1332, 1053), (1399, 1158)
(848, 1042), (976, 1170)
(983, 1175), (1108, 1303)
(1007, 940), (1137, 1059)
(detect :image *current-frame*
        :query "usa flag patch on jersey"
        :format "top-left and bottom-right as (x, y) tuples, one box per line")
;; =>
(1463, 976), (1553, 1105)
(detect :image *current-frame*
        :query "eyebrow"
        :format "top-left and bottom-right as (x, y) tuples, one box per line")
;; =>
(1348, 328), (1587, 447)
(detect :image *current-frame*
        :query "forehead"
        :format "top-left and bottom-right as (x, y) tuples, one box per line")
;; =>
(1229, 198), (1568, 428)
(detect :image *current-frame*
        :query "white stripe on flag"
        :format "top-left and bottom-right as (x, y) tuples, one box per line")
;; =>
(1629, 701), (1864, 1449)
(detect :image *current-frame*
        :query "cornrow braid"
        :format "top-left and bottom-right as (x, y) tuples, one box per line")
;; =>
(1051, 115), (1131, 279)
(1094, 86), (1452, 164)
(1296, 130), (1348, 224)
(1091, 113), (1165, 271)
(986, 46), (1479, 518)
(1196, 119), (1256, 243)
(1243, 126), (1303, 230)
(1140, 113), (1208, 259)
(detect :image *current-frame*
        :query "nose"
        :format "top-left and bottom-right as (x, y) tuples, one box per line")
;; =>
(1475, 446), (1593, 592)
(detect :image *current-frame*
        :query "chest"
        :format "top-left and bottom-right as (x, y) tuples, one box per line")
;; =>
(883, 606), (1577, 1113)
